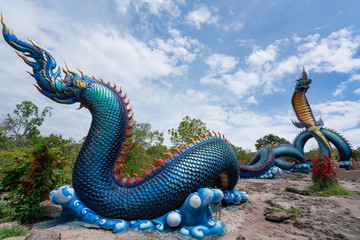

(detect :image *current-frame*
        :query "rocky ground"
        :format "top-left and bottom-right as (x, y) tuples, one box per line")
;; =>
(2, 173), (360, 240)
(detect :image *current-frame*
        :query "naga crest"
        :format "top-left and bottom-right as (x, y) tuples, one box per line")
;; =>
(294, 67), (312, 93)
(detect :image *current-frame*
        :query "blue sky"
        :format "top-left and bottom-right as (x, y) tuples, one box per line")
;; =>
(1, 0), (360, 151)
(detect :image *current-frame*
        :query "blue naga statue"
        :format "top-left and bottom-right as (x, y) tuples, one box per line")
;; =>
(1, 16), (251, 238)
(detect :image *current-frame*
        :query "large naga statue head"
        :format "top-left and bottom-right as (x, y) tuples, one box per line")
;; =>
(294, 67), (312, 93)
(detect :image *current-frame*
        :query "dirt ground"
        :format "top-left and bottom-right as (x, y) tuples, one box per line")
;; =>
(3, 173), (360, 240)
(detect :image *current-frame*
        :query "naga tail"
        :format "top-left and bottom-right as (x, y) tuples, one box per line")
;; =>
(1, 14), (79, 104)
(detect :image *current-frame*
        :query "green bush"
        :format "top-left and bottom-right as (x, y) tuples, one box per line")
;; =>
(0, 144), (70, 224)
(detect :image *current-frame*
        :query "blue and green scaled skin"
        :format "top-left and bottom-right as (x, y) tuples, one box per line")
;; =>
(291, 68), (352, 162)
(1, 17), (240, 221)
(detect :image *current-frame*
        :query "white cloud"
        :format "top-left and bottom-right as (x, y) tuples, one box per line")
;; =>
(354, 88), (360, 94)
(333, 74), (360, 96)
(115, 0), (181, 16)
(246, 44), (279, 66)
(185, 5), (218, 29)
(205, 53), (238, 74)
(312, 100), (360, 130)
(114, 0), (131, 14)
(246, 96), (257, 105)
(224, 21), (244, 32)
(153, 28), (201, 64)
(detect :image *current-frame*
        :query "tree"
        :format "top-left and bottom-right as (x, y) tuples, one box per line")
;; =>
(1, 100), (52, 148)
(132, 121), (164, 149)
(255, 134), (287, 150)
(168, 116), (208, 146)
(232, 145), (255, 166)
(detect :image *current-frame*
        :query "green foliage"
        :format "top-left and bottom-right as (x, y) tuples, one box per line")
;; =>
(0, 144), (69, 224)
(168, 116), (208, 147)
(304, 149), (319, 159)
(0, 224), (27, 239)
(132, 121), (164, 148)
(255, 134), (287, 150)
(307, 182), (351, 197)
(232, 145), (254, 166)
(1, 100), (52, 149)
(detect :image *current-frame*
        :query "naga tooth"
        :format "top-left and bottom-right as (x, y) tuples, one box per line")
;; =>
(207, 130), (213, 137)
(195, 135), (202, 141)
(127, 173), (131, 183)
(116, 157), (125, 163)
(172, 147), (180, 152)
(120, 87), (123, 93)
(218, 131), (221, 137)
(124, 92), (127, 99)
(120, 151), (129, 155)
(188, 138), (196, 144)
(147, 164), (156, 171)
(201, 132), (207, 139)
(125, 99), (130, 105)
(113, 83), (117, 90)
(164, 152), (173, 159)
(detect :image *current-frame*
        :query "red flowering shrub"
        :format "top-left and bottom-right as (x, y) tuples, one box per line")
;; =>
(310, 154), (337, 190)
(0, 144), (69, 224)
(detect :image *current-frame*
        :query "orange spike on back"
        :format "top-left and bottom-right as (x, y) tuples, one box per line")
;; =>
(114, 165), (122, 174)
(155, 159), (165, 165)
(201, 132), (207, 139)
(212, 131), (218, 137)
(164, 152), (173, 159)
(122, 142), (132, 147)
(116, 157), (125, 164)
(127, 173), (131, 183)
(180, 143), (188, 148)
(172, 147), (180, 152)
(120, 151), (129, 156)
(147, 164), (156, 171)
(188, 138), (196, 144)
(195, 135), (202, 141)
(128, 113), (134, 120)
(207, 130), (213, 137)
(140, 168), (149, 176)
(125, 132), (134, 138)
(133, 172), (140, 181)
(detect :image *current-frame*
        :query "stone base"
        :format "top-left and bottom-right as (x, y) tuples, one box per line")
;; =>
(335, 168), (360, 178)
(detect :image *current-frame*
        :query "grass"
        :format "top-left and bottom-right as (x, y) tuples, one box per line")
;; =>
(264, 200), (300, 220)
(0, 224), (27, 240)
(307, 183), (351, 197)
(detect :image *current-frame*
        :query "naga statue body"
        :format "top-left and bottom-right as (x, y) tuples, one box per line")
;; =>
(291, 68), (352, 164)
(2, 15), (249, 238)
